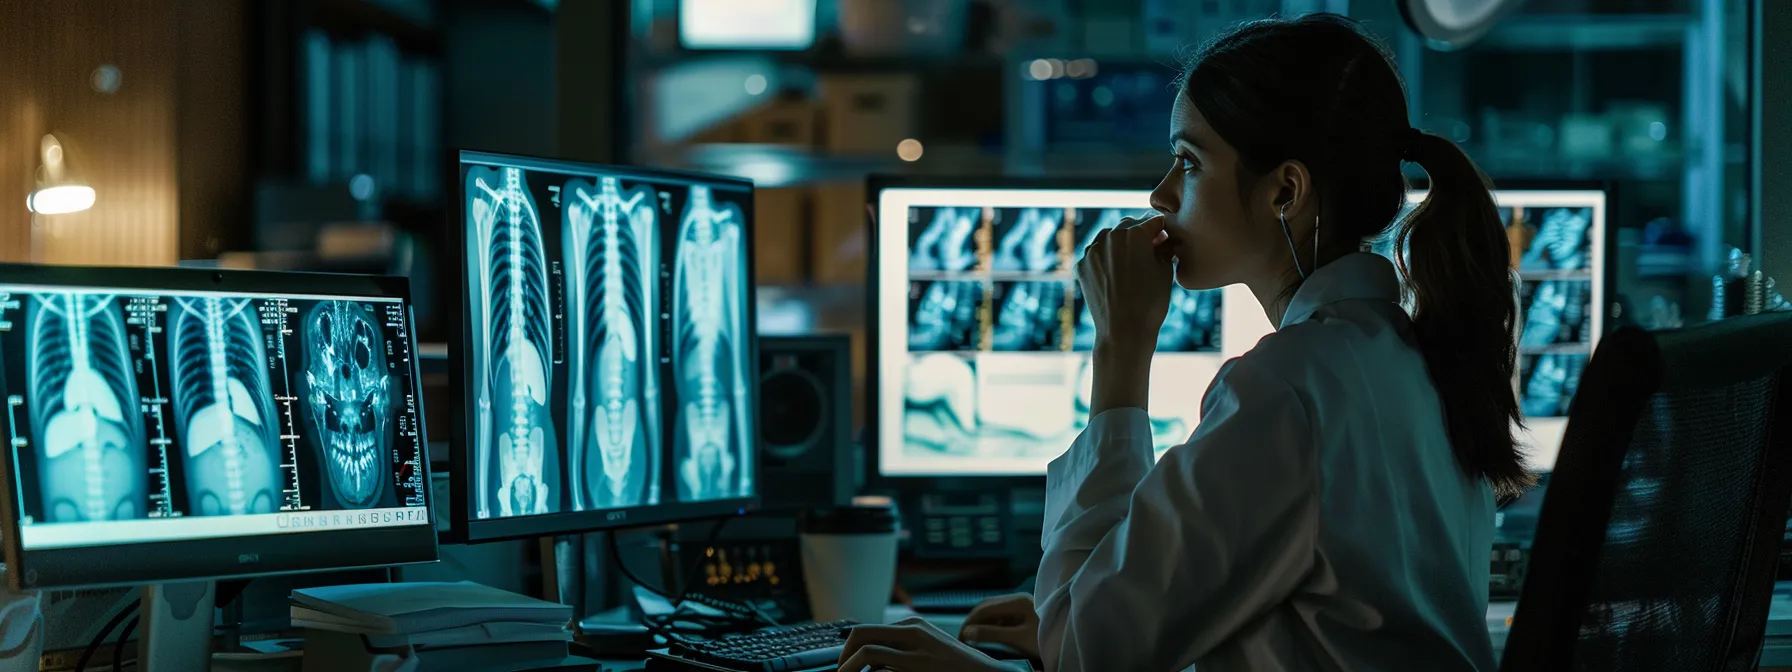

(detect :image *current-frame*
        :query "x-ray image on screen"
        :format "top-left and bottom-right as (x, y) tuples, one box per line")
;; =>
(1156, 288), (1222, 352)
(672, 185), (753, 503)
(990, 208), (1069, 272)
(908, 207), (984, 272)
(990, 281), (1071, 351)
(909, 281), (985, 352)
(902, 353), (978, 455)
(169, 297), (282, 516)
(25, 294), (147, 523)
(1073, 207), (1155, 259)
(299, 301), (395, 510)
(1521, 353), (1586, 418)
(465, 165), (561, 519)
(1519, 280), (1592, 348)
(1519, 207), (1592, 272)
(565, 177), (662, 511)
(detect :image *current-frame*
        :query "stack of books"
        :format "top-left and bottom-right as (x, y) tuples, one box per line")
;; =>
(292, 581), (592, 672)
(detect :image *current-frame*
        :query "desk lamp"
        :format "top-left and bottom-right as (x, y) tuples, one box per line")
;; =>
(25, 134), (95, 262)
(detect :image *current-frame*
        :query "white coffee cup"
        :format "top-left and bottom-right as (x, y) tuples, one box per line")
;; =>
(799, 505), (900, 624)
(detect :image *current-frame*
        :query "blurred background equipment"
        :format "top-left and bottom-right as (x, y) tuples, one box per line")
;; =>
(1400, 0), (1532, 50)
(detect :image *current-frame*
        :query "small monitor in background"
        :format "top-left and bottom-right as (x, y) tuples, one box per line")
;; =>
(455, 151), (758, 543)
(679, 0), (817, 50)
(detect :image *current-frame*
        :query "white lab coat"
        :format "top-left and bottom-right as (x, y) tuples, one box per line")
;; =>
(1036, 253), (1498, 672)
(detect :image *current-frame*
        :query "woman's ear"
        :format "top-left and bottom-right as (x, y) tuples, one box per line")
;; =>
(1263, 160), (1315, 222)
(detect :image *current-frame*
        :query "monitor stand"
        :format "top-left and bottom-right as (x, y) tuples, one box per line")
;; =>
(137, 581), (214, 672)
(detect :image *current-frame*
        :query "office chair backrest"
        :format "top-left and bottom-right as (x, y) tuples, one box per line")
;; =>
(1502, 312), (1792, 671)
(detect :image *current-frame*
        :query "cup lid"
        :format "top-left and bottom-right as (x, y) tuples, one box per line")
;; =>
(800, 504), (900, 535)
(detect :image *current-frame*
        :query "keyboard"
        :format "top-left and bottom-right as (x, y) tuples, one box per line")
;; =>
(661, 620), (856, 672)
(909, 589), (1009, 614)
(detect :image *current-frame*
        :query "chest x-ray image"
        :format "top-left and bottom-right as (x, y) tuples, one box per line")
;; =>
(26, 294), (147, 523)
(564, 177), (662, 511)
(168, 297), (283, 516)
(1521, 353), (1587, 418)
(300, 301), (395, 510)
(990, 281), (1071, 351)
(1519, 207), (1592, 272)
(909, 281), (986, 351)
(672, 185), (753, 503)
(466, 165), (561, 519)
(909, 207), (983, 272)
(902, 353), (978, 455)
(991, 208), (1069, 272)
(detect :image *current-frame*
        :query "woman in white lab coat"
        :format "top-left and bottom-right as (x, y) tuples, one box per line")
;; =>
(840, 13), (1523, 672)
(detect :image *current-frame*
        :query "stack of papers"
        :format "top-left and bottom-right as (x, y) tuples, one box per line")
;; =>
(292, 581), (578, 672)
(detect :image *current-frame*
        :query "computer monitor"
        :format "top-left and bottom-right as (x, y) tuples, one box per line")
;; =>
(870, 179), (1607, 479)
(0, 265), (436, 591)
(453, 151), (758, 543)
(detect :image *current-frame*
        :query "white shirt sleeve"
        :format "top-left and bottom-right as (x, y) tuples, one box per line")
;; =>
(1034, 360), (1319, 672)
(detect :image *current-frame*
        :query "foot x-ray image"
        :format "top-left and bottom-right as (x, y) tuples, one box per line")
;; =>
(565, 177), (662, 511)
(902, 353), (979, 455)
(990, 281), (1071, 351)
(990, 208), (1069, 272)
(909, 207), (984, 272)
(300, 301), (395, 510)
(466, 165), (562, 519)
(1519, 280), (1592, 348)
(26, 294), (147, 523)
(1519, 208), (1593, 272)
(169, 297), (283, 516)
(672, 185), (754, 503)
(909, 281), (985, 351)
(1521, 353), (1587, 417)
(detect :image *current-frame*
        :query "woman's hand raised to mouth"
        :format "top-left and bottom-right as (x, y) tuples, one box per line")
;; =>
(1077, 215), (1176, 415)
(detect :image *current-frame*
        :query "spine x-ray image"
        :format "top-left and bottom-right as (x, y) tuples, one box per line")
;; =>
(1521, 354), (1586, 417)
(169, 297), (282, 516)
(991, 208), (1068, 272)
(909, 281), (985, 351)
(26, 294), (147, 522)
(466, 165), (560, 518)
(909, 207), (983, 272)
(565, 177), (661, 511)
(300, 302), (393, 510)
(991, 281), (1071, 351)
(1519, 208), (1592, 272)
(672, 185), (752, 503)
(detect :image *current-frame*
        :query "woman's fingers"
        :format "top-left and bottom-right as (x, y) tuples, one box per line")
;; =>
(963, 594), (1033, 627)
(960, 623), (1033, 649)
(838, 644), (919, 672)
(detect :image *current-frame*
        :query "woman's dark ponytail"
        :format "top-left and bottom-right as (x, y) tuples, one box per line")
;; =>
(1397, 131), (1531, 497)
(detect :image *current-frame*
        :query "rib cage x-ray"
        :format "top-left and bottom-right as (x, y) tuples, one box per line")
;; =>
(565, 177), (661, 511)
(169, 297), (282, 516)
(909, 207), (981, 272)
(301, 302), (393, 510)
(672, 185), (752, 502)
(466, 165), (560, 518)
(27, 294), (146, 522)
(991, 208), (1066, 272)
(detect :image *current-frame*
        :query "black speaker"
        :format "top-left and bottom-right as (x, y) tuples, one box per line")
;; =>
(757, 335), (856, 511)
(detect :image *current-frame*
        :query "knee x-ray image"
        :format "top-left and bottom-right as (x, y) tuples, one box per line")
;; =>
(26, 294), (147, 523)
(991, 208), (1068, 272)
(299, 301), (395, 510)
(1519, 208), (1593, 272)
(466, 165), (561, 519)
(672, 185), (753, 503)
(909, 281), (985, 351)
(169, 297), (283, 516)
(565, 177), (662, 511)
(991, 281), (1070, 351)
(908, 207), (983, 272)
(1521, 353), (1586, 417)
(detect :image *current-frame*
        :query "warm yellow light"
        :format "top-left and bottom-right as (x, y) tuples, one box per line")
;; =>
(897, 139), (924, 162)
(27, 185), (95, 215)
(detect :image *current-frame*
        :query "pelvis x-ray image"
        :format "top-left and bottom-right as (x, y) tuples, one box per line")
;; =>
(168, 297), (282, 516)
(909, 281), (985, 351)
(1519, 208), (1592, 272)
(1521, 354), (1586, 418)
(991, 208), (1068, 272)
(909, 207), (982, 272)
(564, 177), (661, 511)
(672, 186), (753, 503)
(301, 302), (395, 510)
(903, 353), (977, 454)
(27, 294), (147, 522)
(991, 281), (1070, 351)
(467, 165), (561, 518)
(1519, 280), (1591, 348)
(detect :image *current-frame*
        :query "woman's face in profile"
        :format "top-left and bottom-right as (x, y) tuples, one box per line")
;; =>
(1150, 94), (1281, 292)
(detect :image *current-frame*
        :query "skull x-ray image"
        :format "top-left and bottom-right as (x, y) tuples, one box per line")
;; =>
(466, 165), (561, 518)
(902, 353), (978, 455)
(990, 281), (1071, 351)
(169, 297), (282, 516)
(1519, 207), (1592, 272)
(1521, 353), (1587, 417)
(909, 281), (985, 351)
(564, 177), (661, 511)
(672, 185), (753, 503)
(300, 301), (394, 510)
(26, 294), (147, 522)
(990, 208), (1069, 272)
(908, 207), (983, 272)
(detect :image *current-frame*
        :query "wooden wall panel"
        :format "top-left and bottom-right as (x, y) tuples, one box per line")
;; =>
(0, 0), (180, 266)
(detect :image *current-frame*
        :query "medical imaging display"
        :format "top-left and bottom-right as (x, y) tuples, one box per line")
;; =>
(990, 281), (1072, 351)
(461, 155), (756, 524)
(990, 208), (1069, 272)
(1518, 208), (1593, 273)
(909, 281), (986, 352)
(908, 207), (985, 272)
(1520, 354), (1586, 418)
(0, 290), (427, 526)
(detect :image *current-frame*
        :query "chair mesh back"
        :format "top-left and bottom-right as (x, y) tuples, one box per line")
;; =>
(1571, 375), (1779, 671)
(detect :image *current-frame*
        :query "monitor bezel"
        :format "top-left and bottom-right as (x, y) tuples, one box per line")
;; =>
(0, 264), (439, 591)
(451, 149), (761, 544)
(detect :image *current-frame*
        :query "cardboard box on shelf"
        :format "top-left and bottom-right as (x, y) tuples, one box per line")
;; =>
(755, 187), (809, 285)
(811, 182), (870, 285)
(817, 74), (919, 154)
(742, 98), (820, 147)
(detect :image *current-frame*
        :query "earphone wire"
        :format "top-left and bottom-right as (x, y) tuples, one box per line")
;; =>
(1279, 201), (1308, 280)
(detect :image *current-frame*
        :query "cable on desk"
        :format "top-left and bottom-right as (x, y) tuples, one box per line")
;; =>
(75, 599), (140, 672)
